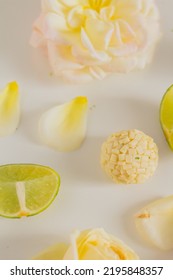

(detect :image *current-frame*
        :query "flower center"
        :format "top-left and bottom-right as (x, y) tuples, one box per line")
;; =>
(88, 0), (111, 11)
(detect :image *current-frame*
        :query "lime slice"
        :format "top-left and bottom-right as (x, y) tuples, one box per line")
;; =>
(160, 84), (173, 150)
(0, 164), (60, 218)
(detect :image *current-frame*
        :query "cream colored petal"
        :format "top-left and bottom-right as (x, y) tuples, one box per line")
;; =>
(39, 96), (88, 151)
(85, 18), (114, 50)
(102, 56), (137, 73)
(141, 20), (161, 50)
(114, 21), (123, 45)
(117, 19), (137, 42)
(84, 8), (98, 19)
(135, 196), (173, 250)
(62, 68), (93, 83)
(112, 17), (145, 49)
(33, 243), (68, 260)
(0, 81), (20, 137)
(47, 42), (84, 76)
(41, 0), (64, 13)
(72, 45), (102, 66)
(71, 35), (111, 66)
(109, 44), (138, 57)
(44, 13), (69, 39)
(89, 66), (107, 80)
(64, 230), (80, 260)
(59, 0), (80, 7)
(140, 0), (160, 19)
(100, 6), (115, 20)
(30, 30), (45, 49)
(67, 6), (84, 28)
(81, 28), (110, 62)
(63, 228), (139, 260)
(30, 14), (46, 48)
(121, 16), (152, 50)
(114, 0), (141, 18)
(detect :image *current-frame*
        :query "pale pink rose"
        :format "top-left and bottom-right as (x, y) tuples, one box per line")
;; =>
(30, 0), (161, 83)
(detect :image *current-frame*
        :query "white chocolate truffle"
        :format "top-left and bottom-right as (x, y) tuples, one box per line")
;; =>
(100, 130), (158, 184)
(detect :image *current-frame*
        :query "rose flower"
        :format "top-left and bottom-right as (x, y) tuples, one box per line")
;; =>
(34, 228), (139, 260)
(30, 0), (161, 83)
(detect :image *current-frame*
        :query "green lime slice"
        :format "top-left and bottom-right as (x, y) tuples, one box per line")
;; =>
(160, 84), (173, 150)
(0, 164), (60, 218)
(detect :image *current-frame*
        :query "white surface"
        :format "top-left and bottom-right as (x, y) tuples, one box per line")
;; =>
(0, 0), (173, 260)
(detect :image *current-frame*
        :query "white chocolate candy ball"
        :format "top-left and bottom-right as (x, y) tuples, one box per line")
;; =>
(101, 130), (158, 184)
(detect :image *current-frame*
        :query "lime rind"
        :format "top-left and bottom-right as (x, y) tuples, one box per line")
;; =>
(160, 84), (173, 150)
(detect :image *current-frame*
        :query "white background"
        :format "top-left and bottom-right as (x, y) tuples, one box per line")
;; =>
(0, 0), (173, 260)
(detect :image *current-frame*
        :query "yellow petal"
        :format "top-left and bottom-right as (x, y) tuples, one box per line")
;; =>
(135, 195), (173, 250)
(45, 13), (69, 34)
(59, 0), (79, 7)
(85, 18), (114, 50)
(67, 6), (84, 29)
(0, 81), (20, 136)
(33, 243), (68, 260)
(81, 28), (110, 62)
(39, 96), (88, 151)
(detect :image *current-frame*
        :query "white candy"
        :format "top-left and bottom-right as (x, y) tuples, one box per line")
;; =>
(101, 129), (158, 184)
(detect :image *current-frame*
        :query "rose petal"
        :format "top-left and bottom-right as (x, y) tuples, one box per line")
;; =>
(109, 44), (138, 57)
(81, 28), (110, 61)
(39, 96), (88, 151)
(64, 228), (139, 260)
(0, 81), (20, 137)
(41, 0), (64, 13)
(67, 6), (84, 28)
(59, 0), (80, 7)
(62, 68), (93, 83)
(44, 12), (69, 34)
(30, 14), (46, 47)
(102, 56), (137, 72)
(135, 196), (173, 250)
(33, 243), (68, 260)
(84, 8), (98, 19)
(89, 66), (107, 80)
(47, 41), (84, 75)
(114, 0), (142, 18)
(85, 18), (114, 49)
(100, 6), (115, 20)
(140, 0), (160, 19)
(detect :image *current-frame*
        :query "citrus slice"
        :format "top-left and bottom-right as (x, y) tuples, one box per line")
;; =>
(0, 164), (60, 218)
(160, 84), (173, 149)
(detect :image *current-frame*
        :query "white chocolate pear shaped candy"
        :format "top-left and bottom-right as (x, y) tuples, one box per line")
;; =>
(39, 96), (88, 152)
(0, 81), (20, 136)
(135, 195), (173, 250)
